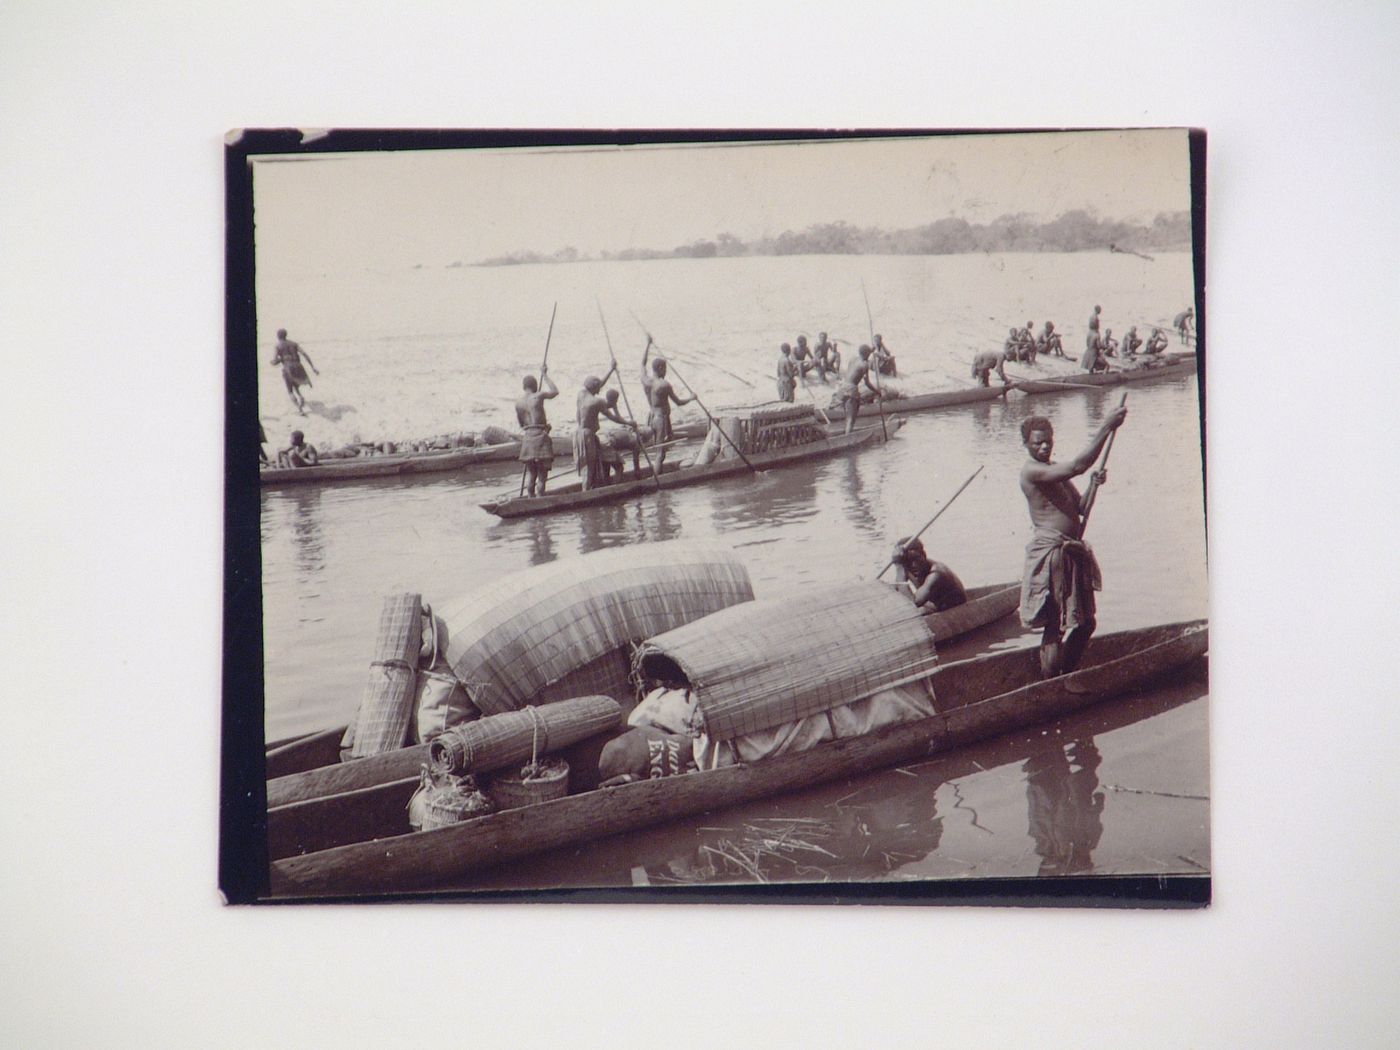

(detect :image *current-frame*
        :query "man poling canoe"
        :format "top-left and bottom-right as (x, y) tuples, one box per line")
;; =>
(516, 302), (559, 498)
(1018, 393), (1128, 679)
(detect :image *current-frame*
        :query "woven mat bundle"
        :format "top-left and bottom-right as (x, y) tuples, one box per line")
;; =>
(428, 694), (623, 776)
(345, 592), (423, 758)
(636, 581), (939, 742)
(435, 541), (753, 715)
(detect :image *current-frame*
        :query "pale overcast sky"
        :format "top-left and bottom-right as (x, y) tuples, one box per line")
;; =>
(253, 129), (1190, 273)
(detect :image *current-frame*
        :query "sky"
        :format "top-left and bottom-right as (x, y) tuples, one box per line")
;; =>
(252, 129), (1191, 274)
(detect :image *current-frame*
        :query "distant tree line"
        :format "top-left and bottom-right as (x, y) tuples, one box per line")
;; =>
(474, 210), (1192, 266)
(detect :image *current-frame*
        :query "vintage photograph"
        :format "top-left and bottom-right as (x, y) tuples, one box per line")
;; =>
(229, 128), (1208, 903)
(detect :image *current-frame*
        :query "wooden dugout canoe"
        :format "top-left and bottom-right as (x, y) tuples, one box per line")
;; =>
(260, 424), (711, 488)
(267, 619), (1207, 897)
(480, 420), (902, 519)
(264, 578), (1017, 797)
(852, 382), (1013, 417)
(1014, 355), (1197, 394)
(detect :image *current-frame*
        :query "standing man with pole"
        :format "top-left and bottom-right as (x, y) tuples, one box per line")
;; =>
(641, 339), (695, 471)
(515, 303), (559, 497)
(1018, 396), (1129, 678)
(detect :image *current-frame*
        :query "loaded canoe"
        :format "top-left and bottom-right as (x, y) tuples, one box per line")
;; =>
(260, 423), (709, 487)
(268, 619), (1207, 897)
(265, 576), (1016, 796)
(480, 420), (902, 519)
(853, 383), (1013, 418)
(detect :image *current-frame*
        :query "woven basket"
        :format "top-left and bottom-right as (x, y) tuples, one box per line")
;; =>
(489, 760), (570, 811)
(409, 768), (495, 831)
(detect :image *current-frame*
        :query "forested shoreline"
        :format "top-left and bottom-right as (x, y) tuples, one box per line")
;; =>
(472, 210), (1191, 267)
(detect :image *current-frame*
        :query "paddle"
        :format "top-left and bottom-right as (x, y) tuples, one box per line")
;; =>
(597, 300), (662, 491)
(665, 360), (762, 475)
(1077, 393), (1128, 538)
(860, 279), (890, 441)
(874, 466), (984, 581)
(519, 302), (558, 497)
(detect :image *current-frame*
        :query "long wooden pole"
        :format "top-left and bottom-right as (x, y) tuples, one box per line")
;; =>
(860, 279), (890, 441)
(628, 309), (754, 387)
(1077, 392), (1128, 538)
(665, 361), (762, 475)
(520, 302), (559, 497)
(596, 300), (662, 491)
(874, 466), (984, 580)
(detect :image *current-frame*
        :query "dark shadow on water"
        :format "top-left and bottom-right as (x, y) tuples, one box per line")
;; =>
(1025, 738), (1104, 876)
(285, 485), (325, 577)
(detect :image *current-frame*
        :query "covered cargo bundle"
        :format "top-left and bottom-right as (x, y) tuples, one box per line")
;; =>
(636, 581), (940, 742)
(344, 592), (423, 758)
(711, 402), (823, 456)
(428, 695), (622, 775)
(435, 541), (755, 716)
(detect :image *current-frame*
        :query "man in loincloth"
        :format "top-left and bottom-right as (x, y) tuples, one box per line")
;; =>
(1144, 327), (1169, 355)
(277, 429), (320, 468)
(792, 335), (815, 379)
(775, 343), (798, 403)
(1003, 326), (1024, 364)
(972, 347), (1011, 387)
(575, 370), (633, 490)
(1173, 307), (1195, 344)
(1086, 305), (1102, 352)
(1019, 322), (1039, 365)
(271, 328), (319, 415)
(514, 365), (559, 497)
(641, 340), (693, 471)
(833, 344), (881, 434)
(1018, 406), (1127, 678)
(889, 536), (967, 612)
(599, 391), (656, 482)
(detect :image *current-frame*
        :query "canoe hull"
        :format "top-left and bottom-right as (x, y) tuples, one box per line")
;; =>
(1015, 357), (1196, 394)
(481, 420), (901, 519)
(268, 620), (1207, 897)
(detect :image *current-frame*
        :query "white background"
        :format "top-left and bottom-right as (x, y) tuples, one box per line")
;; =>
(3, 3), (1397, 1047)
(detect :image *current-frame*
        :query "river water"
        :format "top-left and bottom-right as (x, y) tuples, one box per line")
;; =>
(256, 250), (1209, 885)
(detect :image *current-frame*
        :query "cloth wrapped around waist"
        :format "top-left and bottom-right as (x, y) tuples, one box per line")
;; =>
(1020, 527), (1102, 632)
(517, 423), (554, 462)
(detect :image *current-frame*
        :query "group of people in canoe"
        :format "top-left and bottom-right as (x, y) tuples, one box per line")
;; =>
(971, 305), (1194, 384)
(513, 338), (696, 497)
(774, 332), (897, 403)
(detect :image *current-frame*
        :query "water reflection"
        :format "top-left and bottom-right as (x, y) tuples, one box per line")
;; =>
(523, 517), (557, 566)
(1025, 738), (1105, 876)
(578, 500), (630, 555)
(839, 454), (882, 539)
(710, 465), (820, 533)
(284, 486), (325, 577)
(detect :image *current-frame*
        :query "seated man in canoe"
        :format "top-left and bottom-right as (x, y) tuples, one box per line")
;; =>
(775, 343), (798, 403)
(599, 391), (656, 482)
(271, 328), (319, 415)
(1037, 321), (1065, 358)
(277, 429), (320, 468)
(972, 348), (1010, 387)
(575, 370), (633, 491)
(889, 537), (967, 611)
(1019, 322), (1039, 364)
(1018, 405), (1127, 678)
(1081, 335), (1109, 373)
(641, 340), (694, 471)
(792, 335), (816, 379)
(515, 366), (559, 497)
(1144, 327), (1169, 355)
(872, 334), (897, 377)
(1101, 328), (1119, 358)
(1121, 326), (1143, 356)
(833, 344), (882, 434)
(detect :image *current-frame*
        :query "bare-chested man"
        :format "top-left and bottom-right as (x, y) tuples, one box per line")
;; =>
(812, 331), (835, 381)
(871, 333), (897, 377)
(277, 429), (320, 468)
(1144, 327), (1169, 355)
(834, 344), (881, 434)
(1038, 321), (1065, 358)
(775, 343), (798, 403)
(889, 537), (968, 612)
(1173, 307), (1195, 344)
(641, 341), (693, 470)
(792, 335), (815, 379)
(271, 329), (319, 415)
(575, 368), (632, 490)
(599, 390), (655, 482)
(514, 366), (558, 497)
(972, 348), (1010, 387)
(1121, 326), (1143, 356)
(1018, 406), (1128, 678)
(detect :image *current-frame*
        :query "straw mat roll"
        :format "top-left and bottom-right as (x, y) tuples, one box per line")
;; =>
(346, 593), (422, 758)
(637, 582), (939, 742)
(428, 695), (623, 776)
(437, 541), (753, 715)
